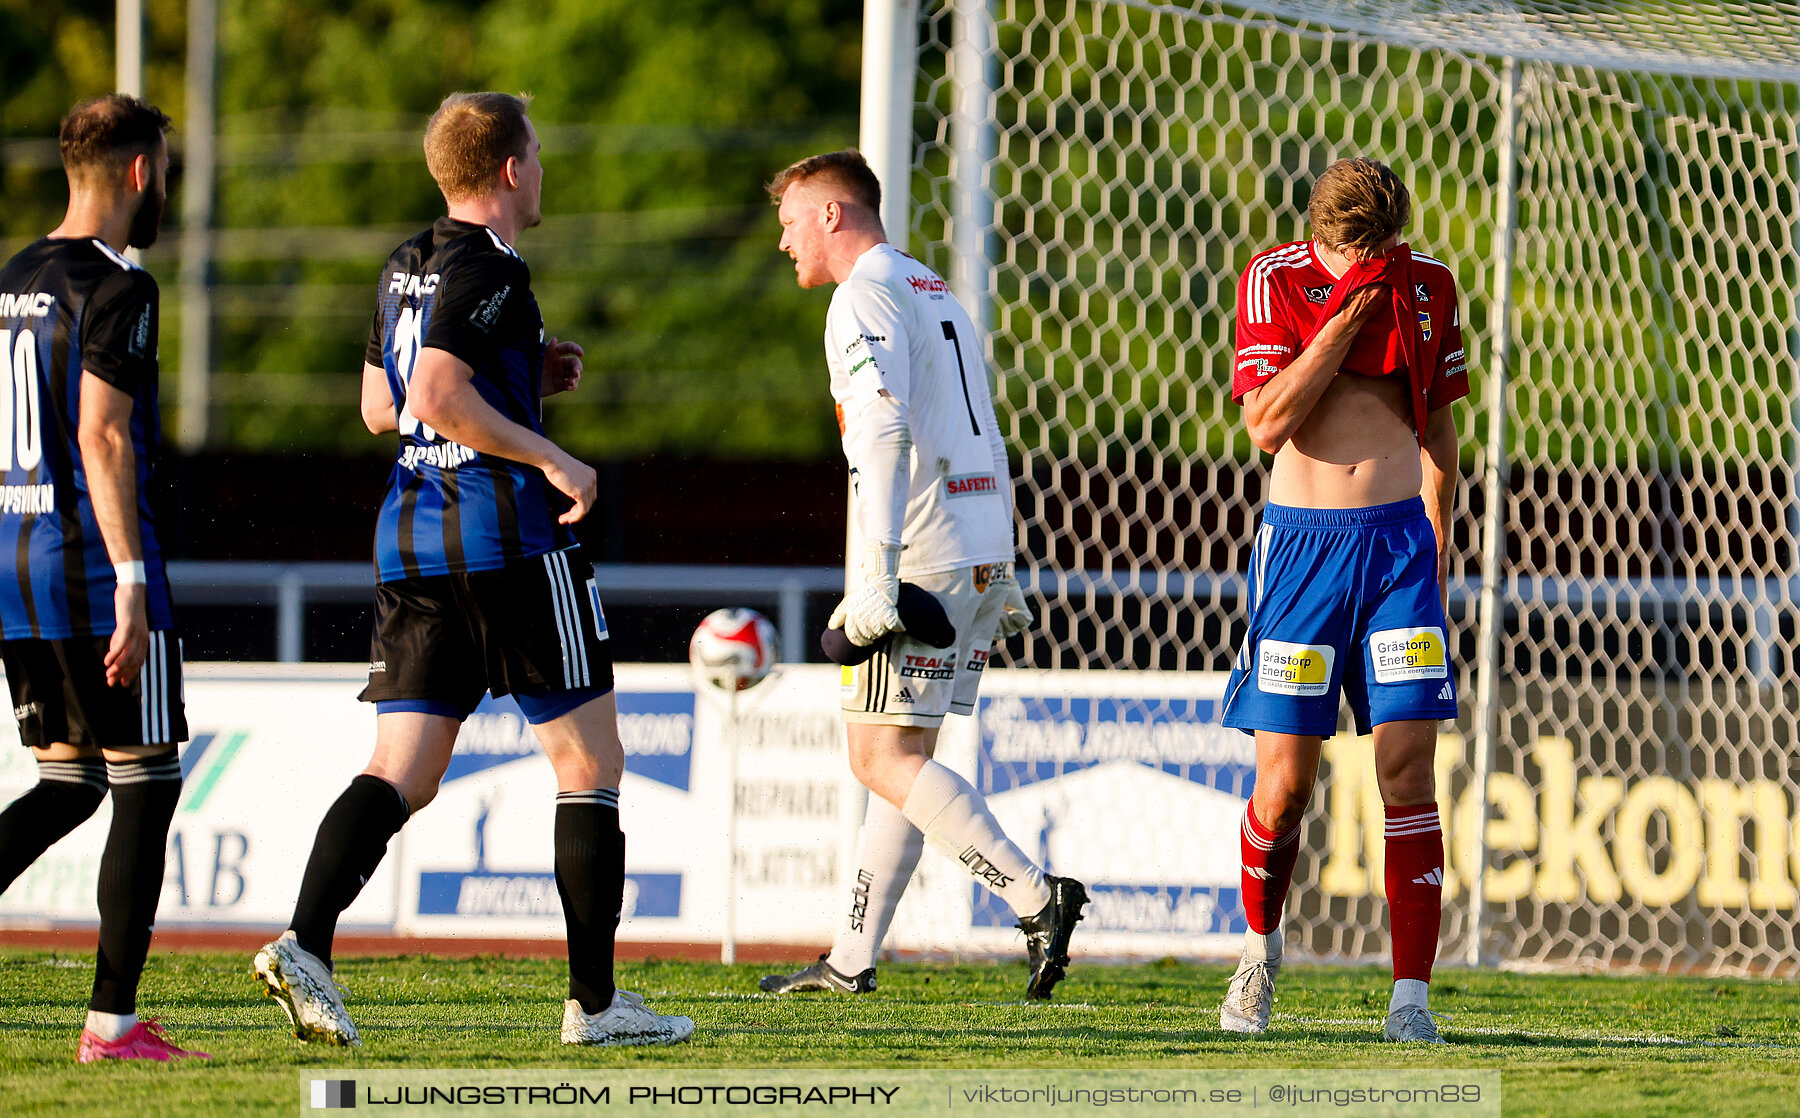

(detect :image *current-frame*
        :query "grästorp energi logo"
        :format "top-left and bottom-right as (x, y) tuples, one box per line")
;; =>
(972, 693), (1256, 936)
(1369, 627), (1449, 684)
(1257, 640), (1334, 697)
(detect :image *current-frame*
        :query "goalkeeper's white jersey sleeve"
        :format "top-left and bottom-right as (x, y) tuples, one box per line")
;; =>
(824, 243), (1014, 577)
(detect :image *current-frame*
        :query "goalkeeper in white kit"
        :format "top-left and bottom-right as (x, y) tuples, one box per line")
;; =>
(761, 150), (1087, 999)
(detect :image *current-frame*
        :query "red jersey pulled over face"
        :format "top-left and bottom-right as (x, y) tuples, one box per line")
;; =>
(1231, 240), (1470, 436)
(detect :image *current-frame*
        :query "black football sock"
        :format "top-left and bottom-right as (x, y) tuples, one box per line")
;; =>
(90, 753), (182, 1015)
(288, 774), (411, 966)
(0, 756), (108, 893)
(554, 789), (623, 1015)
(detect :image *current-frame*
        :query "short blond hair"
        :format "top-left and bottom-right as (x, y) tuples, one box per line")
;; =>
(765, 150), (882, 213)
(1308, 158), (1411, 255)
(423, 92), (533, 203)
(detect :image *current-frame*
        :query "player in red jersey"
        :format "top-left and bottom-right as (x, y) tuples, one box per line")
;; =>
(1219, 158), (1469, 1043)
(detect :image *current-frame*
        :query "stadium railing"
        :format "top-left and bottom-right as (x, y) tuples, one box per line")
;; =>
(167, 560), (840, 664)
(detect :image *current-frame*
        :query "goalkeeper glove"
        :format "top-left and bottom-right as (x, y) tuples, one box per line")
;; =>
(829, 543), (903, 646)
(993, 568), (1034, 638)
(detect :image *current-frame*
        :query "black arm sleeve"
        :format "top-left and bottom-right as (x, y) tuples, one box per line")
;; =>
(422, 253), (531, 370)
(81, 269), (159, 393)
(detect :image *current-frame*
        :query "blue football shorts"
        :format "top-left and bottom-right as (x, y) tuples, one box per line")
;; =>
(1221, 497), (1458, 739)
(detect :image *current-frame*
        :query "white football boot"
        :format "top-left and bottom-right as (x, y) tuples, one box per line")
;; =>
(1219, 956), (1280, 1034)
(561, 990), (695, 1047)
(252, 931), (361, 1046)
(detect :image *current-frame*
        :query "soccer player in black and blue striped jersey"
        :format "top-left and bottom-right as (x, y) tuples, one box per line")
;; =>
(0, 95), (206, 1063)
(252, 92), (691, 1049)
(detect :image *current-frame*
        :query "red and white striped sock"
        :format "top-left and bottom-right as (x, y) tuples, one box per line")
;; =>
(1240, 804), (1302, 959)
(1383, 803), (1444, 985)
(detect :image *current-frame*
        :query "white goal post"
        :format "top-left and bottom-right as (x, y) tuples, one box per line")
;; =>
(865, 0), (1800, 974)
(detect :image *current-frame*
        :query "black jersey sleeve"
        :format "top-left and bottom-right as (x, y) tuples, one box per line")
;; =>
(81, 268), (159, 393)
(364, 299), (385, 368)
(423, 252), (531, 369)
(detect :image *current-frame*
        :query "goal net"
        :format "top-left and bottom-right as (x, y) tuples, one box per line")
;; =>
(893, 0), (1800, 972)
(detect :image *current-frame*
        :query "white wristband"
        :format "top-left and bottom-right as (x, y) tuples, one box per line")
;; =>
(114, 560), (146, 586)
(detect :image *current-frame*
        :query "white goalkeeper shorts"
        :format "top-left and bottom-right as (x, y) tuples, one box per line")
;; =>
(840, 562), (1010, 728)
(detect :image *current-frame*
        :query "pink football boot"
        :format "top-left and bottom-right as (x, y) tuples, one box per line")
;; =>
(76, 1018), (212, 1063)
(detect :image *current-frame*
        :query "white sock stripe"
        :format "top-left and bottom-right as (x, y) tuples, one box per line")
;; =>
(1382, 813), (1440, 831)
(557, 788), (619, 807)
(104, 755), (183, 784)
(38, 759), (107, 787)
(1386, 806), (1439, 819)
(1386, 812), (1443, 827)
(1385, 812), (1442, 825)
(1241, 811), (1302, 850)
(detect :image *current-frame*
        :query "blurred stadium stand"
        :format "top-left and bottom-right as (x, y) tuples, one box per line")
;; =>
(156, 454), (847, 663)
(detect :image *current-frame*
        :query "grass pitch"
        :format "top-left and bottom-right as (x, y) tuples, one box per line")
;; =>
(2, 949), (1797, 1116)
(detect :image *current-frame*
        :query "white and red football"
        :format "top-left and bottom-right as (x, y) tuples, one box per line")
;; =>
(689, 608), (780, 691)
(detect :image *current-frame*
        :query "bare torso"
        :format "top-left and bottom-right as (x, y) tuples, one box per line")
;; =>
(1266, 370), (1420, 508)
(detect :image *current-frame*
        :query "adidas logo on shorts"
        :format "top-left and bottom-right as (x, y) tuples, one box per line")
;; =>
(1437, 682), (1453, 701)
(896, 687), (915, 703)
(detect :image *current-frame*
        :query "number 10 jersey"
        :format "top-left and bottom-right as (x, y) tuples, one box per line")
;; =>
(0, 237), (173, 639)
(366, 217), (575, 583)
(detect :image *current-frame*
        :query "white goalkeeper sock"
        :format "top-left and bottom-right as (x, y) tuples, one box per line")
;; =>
(826, 793), (924, 975)
(900, 760), (1051, 917)
(1390, 978), (1429, 1014)
(1243, 927), (1283, 964)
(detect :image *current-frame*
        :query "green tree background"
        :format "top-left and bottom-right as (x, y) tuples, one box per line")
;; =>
(6, 2), (1795, 474)
(1, 0), (864, 458)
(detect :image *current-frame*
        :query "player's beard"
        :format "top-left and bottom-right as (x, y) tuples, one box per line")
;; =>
(126, 179), (166, 249)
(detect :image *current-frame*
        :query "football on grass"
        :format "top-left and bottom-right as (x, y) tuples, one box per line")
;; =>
(689, 608), (780, 691)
